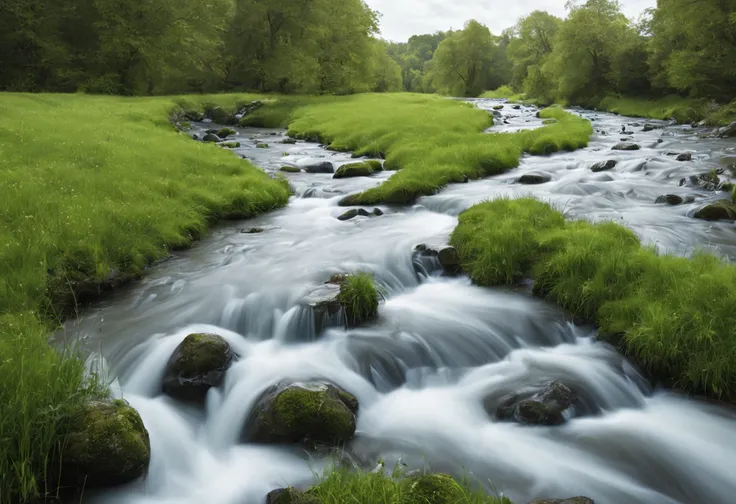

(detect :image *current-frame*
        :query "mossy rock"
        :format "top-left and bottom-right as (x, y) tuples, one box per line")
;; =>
(365, 159), (384, 172)
(338, 194), (364, 206)
(203, 133), (222, 143)
(206, 106), (236, 125)
(334, 162), (374, 179)
(529, 498), (594, 504)
(257, 143), (269, 149)
(280, 166), (301, 173)
(216, 128), (237, 138)
(493, 105), (504, 110)
(245, 381), (358, 447)
(612, 142), (640, 151)
(693, 202), (736, 221)
(162, 333), (233, 403)
(405, 474), (465, 504)
(334, 272), (380, 325)
(221, 141), (241, 148)
(61, 400), (150, 488)
(655, 194), (684, 205)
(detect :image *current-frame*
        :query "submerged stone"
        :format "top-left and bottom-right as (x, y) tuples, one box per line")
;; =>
(61, 400), (150, 488)
(495, 381), (576, 426)
(590, 160), (617, 172)
(303, 161), (335, 174)
(338, 208), (371, 221)
(612, 142), (640, 151)
(676, 152), (693, 162)
(655, 194), (684, 205)
(415, 244), (461, 275)
(519, 173), (551, 184)
(162, 333), (232, 403)
(242, 227), (264, 233)
(244, 381), (358, 446)
(512, 104), (521, 109)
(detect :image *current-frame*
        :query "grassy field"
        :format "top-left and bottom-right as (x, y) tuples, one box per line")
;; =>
(285, 94), (592, 205)
(0, 92), (290, 502)
(450, 198), (736, 399)
(478, 86), (525, 102)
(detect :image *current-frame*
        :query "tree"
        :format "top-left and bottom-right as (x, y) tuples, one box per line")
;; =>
(428, 20), (498, 96)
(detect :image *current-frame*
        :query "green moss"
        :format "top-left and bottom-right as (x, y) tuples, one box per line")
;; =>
(62, 400), (150, 486)
(337, 272), (380, 326)
(693, 201), (736, 221)
(221, 141), (241, 148)
(334, 162), (374, 179)
(597, 95), (707, 123)
(280, 166), (302, 173)
(364, 160), (384, 172)
(257, 143), (269, 149)
(171, 333), (230, 378)
(451, 197), (736, 398)
(216, 128), (237, 138)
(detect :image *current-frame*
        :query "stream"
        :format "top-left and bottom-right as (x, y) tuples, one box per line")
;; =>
(60, 99), (736, 504)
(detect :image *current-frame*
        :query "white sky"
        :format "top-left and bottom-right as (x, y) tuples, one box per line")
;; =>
(367, 0), (657, 41)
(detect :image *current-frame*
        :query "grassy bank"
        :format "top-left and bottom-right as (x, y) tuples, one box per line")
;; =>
(282, 466), (511, 503)
(479, 86), (524, 102)
(589, 95), (736, 126)
(450, 198), (736, 399)
(285, 94), (592, 205)
(0, 92), (290, 502)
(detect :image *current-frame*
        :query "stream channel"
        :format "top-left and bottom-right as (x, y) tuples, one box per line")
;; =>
(60, 99), (736, 504)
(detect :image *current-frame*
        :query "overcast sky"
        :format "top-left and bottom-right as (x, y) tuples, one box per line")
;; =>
(367, 0), (657, 42)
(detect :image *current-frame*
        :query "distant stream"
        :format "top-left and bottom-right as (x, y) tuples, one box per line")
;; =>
(60, 99), (736, 504)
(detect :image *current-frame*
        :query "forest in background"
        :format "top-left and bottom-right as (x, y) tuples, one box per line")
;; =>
(2, 0), (734, 107)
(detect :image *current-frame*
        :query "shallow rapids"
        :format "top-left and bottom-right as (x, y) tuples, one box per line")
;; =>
(63, 100), (736, 504)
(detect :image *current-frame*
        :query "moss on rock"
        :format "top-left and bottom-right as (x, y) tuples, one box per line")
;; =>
(216, 128), (237, 138)
(405, 474), (465, 504)
(694, 201), (736, 221)
(61, 400), (150, 488)
(245, 382), (358, 447)
(364, 159), (384, 172)
(162, 333), (232, 403)
(334, 162), (375, 179)
(280, 166), (301, 173)
(336, 272), (379, 326)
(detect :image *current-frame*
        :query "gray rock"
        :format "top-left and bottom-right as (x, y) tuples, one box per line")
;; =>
(676, 152), (693, 162)
(303, 161), (335, 174)
(415, 244), (461, 275)
(203, 133), (222, 143)
(655, 194), (683, 205)
(717, 122), (736, 138)
(338, 209), (371, 221)
(590, 160), (617, 172)
(519, 173), (551, 184)
(642, 124), (656, 132)
(495, 381), (576, 426)
(612, 142), (640, 151)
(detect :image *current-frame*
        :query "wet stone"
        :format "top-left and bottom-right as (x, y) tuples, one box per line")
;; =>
(612, 142), (640, 151)
(338, 208), (371, 221)
(495, 381), (576, 426)
(590, 160), (617, 172)
(693, 202), (736, 221)
(655, 194), (684, 205)
(519, 173), (552, 184)
(202, 133), (222, 143)
(162, 333), (233, 403)
(303, 161), (335, 174)
(676, 152), (693, 162)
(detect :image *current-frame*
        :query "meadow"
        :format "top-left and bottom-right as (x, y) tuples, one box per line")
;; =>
(451, 198), (736, 398)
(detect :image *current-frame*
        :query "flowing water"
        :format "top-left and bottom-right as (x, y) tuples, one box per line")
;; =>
(61, 99), (736, 504)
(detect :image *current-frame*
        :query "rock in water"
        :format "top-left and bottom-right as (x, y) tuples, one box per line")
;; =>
(694, 202), (736, 221)
(61, 400), (150, 488)
(244, 381), (358, 446)
(655, 194), (684, 205)
(676, 152), (693, 162)
(717, 121), (736, 138)
(338, 208), (371, 221)
(415, 244), (461, 275)
(334, 162), (374, 179)
(519, 173), (552, 184)
(612, 142), (640, 151)
(162, 333), (232, 403)
(642, 124), (655, 132)
(529, 498), (595, 504)
(281, 138), (298, 144)
(512, 104), (521, 109)
(495, 381), (576, 426)
(303, 161), (335, 174)
(202, 133), (222, 143)
(590, 160), (617, 172)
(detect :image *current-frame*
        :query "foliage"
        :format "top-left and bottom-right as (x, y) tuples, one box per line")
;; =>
(0, 92), (289, 501)
(479, 86), (524, 101)
(598, 95), (708, 122)
(451, 197), (736, 398)
(387, 32), (448, 92)
(287, 95), (591, 205)
(338, 273), (380, 325)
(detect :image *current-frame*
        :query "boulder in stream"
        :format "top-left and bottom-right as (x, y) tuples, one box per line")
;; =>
(338, 208), (371, 221)
(518, 173), (551, 184)
(162, 333), (233, 403)
(415, 244), (461, 275)
(717, 121), (736, 138)
(512, 104), (521, 109)
(679, 170), (722, 191)
(655, 194), (684, 205)
(590, 160), (617, 172)
(61, 400), (150, 488)
(334, 162), (375, 179)
(245, 381), (358, 447)
(529, 498), (595, 504)
(693, 202), (736, 221)
(495, 381), (576, 426)
(281, 138), (298, 144)
(203, 133), (222, 143)
(612, 142), (640, 151)
(676, 152), (693, 162)
(216, 128), (236, 138)
(642, 124), (656, 132)
(494, 105), (504, 110)
(303, 161), (335, 174)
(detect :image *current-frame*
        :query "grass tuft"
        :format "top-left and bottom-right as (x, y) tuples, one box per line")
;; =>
(451, 197), (736, 398)
(337, 273), (380, 326)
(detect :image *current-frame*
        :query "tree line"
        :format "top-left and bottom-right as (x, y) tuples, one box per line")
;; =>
(0, 0), (402, 95)
(387, 0), (735, 103)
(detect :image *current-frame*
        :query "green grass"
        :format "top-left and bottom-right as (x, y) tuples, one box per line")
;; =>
(289, 466), (511, 504)
(0, 92), (290, 502)
(450, 198), (736, 399)
(337, 273), (380, 326)
(596, 94), (717, 124)
(479, 86), (524, 102)
(285, 95), (592, 205)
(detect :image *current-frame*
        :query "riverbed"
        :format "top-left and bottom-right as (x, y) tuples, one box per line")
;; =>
(62, 99), (736, 504)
